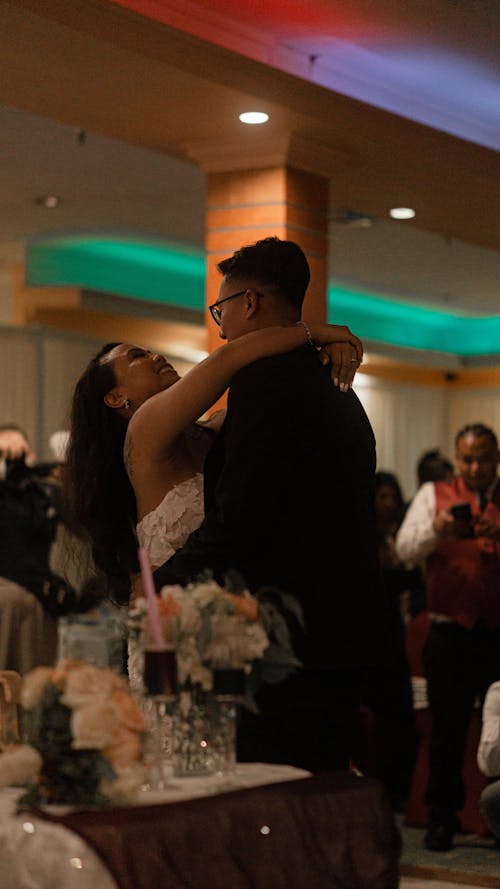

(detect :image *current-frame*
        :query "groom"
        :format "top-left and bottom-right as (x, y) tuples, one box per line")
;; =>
(153, 237), (386, 772)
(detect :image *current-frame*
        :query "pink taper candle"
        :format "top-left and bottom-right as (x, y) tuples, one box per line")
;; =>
(138, 546), (164, 650)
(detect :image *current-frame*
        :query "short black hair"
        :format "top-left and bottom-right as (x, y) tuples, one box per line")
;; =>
(417, 449), (454, 485)
(455, 423), (498, 450)
(217, 236), (310, 311)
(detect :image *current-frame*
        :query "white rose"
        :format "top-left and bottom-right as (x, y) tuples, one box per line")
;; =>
(160, 584), (185, 602)
(244, 624), (269, 660)
(0, 744), (42, 787)
(179, 599), (201, 635)
(20, 668), (54, 710)
(71, 701), (121, 749)
(192, 581), (222, 608)
(189, 663), (213, 690)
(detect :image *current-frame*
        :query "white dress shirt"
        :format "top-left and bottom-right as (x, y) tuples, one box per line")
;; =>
(477, 681), (500, 777)
(395, 483), (438, 568)
(396, 478), (499, 570)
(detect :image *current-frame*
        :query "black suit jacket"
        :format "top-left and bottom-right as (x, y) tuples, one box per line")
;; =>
(153, 348), (386, 669)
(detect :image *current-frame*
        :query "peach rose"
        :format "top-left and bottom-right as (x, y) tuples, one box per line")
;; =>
(71, 701), (121, 750)
(21, 667), (54, 710)
(62, 664), (124, 709)
(103, 726), (142, 768)
(219, 592), (258, 620)
(157, 595), (181, 618)
(110, 689), (145, 732)
(51, 658), (83, 688)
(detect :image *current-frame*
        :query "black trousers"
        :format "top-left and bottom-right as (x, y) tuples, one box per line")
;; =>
(423, 621), (500, 816)
(237, 668), (361, 774)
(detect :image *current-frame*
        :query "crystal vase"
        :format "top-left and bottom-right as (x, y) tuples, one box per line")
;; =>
(212, 667), (245, 777)
(172, 686), (217, 777)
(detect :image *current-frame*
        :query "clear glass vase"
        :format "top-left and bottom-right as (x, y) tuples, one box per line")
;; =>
(212, 699), (238, 777)
(172, 686), (217, 777)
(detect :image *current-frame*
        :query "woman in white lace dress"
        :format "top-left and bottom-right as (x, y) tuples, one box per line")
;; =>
(65, 322), (362, 603)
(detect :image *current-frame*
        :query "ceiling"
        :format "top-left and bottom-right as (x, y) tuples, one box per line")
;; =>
(0, 0), (498, 358)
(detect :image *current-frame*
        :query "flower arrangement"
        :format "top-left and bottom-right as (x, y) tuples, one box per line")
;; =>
(3, 660), (146, 807)
(129, 573), (303, 701)
(128, 575), (303, 777)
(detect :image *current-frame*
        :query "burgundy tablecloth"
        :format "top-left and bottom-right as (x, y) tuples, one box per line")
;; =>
(37, 772), (401, 889)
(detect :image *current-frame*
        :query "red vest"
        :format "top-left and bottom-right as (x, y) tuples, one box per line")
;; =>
(426, 476), (500, 628)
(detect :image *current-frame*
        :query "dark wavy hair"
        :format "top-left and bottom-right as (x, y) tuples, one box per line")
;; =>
(63, 343), (138, 604)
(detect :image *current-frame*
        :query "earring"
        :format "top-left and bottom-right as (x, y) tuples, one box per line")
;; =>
(123, 399), (131, 410)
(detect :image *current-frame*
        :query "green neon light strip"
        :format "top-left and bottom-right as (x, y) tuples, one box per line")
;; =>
(26, 236), (206, 311)
(328, 284), (499, 357)
(26, 237), (499, 357)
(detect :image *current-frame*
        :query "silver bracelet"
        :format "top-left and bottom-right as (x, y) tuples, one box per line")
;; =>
(297, 320), (315, 348)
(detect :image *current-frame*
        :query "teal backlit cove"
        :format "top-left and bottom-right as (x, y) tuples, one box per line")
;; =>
(26, 236), (498, 357)
(327, 285), (499, 357)
(27, 235), (206, 311)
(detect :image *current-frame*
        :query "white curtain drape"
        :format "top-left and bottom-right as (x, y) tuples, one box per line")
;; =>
(0, 328), (39, 446)
(354, 376), (449, 499)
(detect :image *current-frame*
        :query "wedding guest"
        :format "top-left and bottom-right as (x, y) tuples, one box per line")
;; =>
(417, 449), (454, 487)
(361, 471), (418, 809)
(152, 237), (388, 773)
(478, 680), (500, 842)
(375, 471), (425, 623)
(64, 317), (363, 604)
(0, 425), (74, 672)
(396, 422), (500, 851)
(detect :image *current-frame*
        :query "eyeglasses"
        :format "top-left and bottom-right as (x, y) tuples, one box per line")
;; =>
(208, 289), (263, 325)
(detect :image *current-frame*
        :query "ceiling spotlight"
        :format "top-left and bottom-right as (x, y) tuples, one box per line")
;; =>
(389, 207), (415, 220)
(35, 195), (60, 209)
(239, 111), (269, 125)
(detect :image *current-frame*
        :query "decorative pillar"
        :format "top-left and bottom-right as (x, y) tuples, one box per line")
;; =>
(204, 164), (329, 353)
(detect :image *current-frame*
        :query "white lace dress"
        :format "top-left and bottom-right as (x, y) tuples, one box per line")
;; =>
(136, 473), (205, 567)
(129, 473), (204, 695)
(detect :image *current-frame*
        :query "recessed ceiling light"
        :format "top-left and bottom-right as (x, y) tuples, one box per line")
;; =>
(331, 209), (374, 228)
(239, 111), (269, 125)
(35, 195), (60, 209)
(389, 207), (415, 220)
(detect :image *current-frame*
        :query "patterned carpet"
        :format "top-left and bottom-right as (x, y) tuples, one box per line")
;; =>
(399, 820), (500, 887)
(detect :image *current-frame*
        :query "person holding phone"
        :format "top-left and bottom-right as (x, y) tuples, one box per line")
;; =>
(396, 423), (500, 851)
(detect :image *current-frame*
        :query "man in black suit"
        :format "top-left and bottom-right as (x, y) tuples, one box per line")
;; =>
(153, 237), (385, 772)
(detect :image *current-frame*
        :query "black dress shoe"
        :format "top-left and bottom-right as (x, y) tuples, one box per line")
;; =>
(425, 822), (455, 851)
(425, 813), (461, 852)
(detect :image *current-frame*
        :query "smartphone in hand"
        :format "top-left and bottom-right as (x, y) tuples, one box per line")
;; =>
(450, 502), (474, 537)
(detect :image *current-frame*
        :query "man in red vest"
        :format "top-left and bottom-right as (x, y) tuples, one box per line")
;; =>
(396, 423), (500, 851)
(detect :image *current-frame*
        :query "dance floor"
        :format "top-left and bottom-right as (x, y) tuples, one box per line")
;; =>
(399, 819), (500, 888)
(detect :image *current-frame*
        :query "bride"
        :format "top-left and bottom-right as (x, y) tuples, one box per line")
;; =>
(64, 322), (362, 603)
